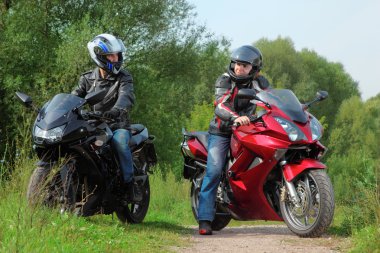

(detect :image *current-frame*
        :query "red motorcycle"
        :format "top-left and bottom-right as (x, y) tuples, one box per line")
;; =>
(181, 88), (334, 237)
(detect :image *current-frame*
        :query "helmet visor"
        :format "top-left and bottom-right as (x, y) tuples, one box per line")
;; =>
(93, 37), (126, 55)
(230, 45), (262, 69)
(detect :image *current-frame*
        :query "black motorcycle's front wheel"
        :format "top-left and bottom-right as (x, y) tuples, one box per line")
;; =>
(116, 178), (150, 224)
(190, 174), (231, 231)
(27, 166), (50, 206)
(27, 161), (80, 213)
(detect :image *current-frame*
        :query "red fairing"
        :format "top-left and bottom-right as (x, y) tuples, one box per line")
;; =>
(229, 155), (283, 220)
(283, 159), (326, 182)
(187, 138), (207, 161)
(230, 135), (242, 158)
(227, 130), (290, 221)
(182, 89), (332, 227)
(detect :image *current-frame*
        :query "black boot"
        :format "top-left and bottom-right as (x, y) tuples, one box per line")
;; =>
(125, 180), (143, 202)
(199, 220), (212, 235)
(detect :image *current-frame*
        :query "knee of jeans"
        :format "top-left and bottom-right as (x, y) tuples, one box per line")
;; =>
(112, 130), (130, 148)
(206, 167), (222, 180)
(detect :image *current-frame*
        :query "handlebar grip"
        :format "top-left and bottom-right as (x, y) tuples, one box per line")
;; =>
(249, 115), (257, 122)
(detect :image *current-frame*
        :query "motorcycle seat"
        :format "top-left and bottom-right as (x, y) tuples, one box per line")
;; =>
(189, 131), (209, 149)
(129, 125), (149, 148)
(129, 124), (145, 135)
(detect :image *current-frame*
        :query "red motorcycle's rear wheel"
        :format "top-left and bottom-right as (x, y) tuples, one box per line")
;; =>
(190, 174), (231, 231)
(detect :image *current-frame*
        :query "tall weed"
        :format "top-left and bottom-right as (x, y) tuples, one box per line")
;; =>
(148, 164), (194, 225)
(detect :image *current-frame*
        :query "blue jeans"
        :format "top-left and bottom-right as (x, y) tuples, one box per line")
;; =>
(198, 134), (230, 222)
(112, 129), (133, 183)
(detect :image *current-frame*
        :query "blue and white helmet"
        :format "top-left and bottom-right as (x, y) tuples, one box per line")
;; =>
(87, 33), (126, 75)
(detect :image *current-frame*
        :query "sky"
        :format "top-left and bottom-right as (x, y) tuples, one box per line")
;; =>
(187, 0), (380, 100)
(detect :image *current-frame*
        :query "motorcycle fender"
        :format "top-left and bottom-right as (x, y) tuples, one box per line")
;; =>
(283, 158), (326, 182)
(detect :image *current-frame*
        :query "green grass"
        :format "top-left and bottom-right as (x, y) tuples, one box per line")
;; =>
(1, 156), (378, 252)
(329, 205), (379, 252)
(0, 160), (196, 252)
(350, 225), (380, 253)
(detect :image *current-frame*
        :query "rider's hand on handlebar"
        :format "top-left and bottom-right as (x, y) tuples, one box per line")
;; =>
(234, 116), (250, 126)
(103, 109), (120, 119)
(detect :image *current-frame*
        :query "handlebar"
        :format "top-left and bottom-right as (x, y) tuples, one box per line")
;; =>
(81, 110), (116, 123)
(233, 115), (260, 127)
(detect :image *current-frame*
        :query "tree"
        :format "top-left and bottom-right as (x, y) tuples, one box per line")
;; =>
(255, 37), (360, 142)
(0, 0), (229, 167)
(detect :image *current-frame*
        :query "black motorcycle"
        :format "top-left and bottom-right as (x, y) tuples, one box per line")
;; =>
(16, 89), (157, 223)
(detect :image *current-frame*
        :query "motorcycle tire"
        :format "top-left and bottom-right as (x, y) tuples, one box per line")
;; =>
(27, 161), (80, 213)
(191, 178), (231, 231)
(280, 169), (334, 237)
(27, 167), (50, 206)
(116, 178), (150, 224)
(210, 206), (232, 231)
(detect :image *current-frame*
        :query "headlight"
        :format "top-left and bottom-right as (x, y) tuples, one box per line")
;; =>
(310, 116), (323, 141)
(34, 125), (65, 143)
(274, 117), (307, 142)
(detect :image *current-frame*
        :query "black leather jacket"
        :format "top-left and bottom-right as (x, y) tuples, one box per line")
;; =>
(72, 67), (135, 129)
(208, 73), (269, 136)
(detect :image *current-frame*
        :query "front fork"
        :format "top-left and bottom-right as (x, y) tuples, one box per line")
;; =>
(279, 157), (326, 207)
(280, 160), (301, 207)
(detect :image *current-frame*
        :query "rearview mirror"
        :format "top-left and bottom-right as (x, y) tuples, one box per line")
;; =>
(85, 89), (107, 106)
(316, 90), (328, 101)
(304, 90), (329, 109)
(15, 91), (33, 108)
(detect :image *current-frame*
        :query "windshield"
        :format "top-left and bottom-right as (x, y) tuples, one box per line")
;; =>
(44, 94), (85, 114)
(257, 89), (307, 123)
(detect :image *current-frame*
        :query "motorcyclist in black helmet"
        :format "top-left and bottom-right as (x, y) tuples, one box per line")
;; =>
(198, 45), (270, 235)
(71, 33), (141, 201)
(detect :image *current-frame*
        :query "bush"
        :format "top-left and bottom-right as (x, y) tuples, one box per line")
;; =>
(350, 225), (380, 253)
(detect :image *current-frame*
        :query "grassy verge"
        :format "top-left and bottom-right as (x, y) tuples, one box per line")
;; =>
(329, 192), (380, 252)
(0, 160), (196, 252)
(1, 156), (377, 252)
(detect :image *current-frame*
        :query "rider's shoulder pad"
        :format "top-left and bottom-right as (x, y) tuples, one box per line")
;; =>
(80, 70), (94, 79)
(215, 73), (231, 88)
(118, 69), (133, 82)
(255, 75), (270, 90)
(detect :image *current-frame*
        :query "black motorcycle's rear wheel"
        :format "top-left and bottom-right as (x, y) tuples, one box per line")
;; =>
(27, 161), (80, 213)
(190, 175), (231, 231)
(116, 178), (150, 224)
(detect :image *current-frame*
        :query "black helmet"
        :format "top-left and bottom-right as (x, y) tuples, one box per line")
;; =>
(87, 33), (126, 75)
(227, 45), (263, 84)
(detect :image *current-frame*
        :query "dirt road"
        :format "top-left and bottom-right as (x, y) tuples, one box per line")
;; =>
(174, 225), (350, 253)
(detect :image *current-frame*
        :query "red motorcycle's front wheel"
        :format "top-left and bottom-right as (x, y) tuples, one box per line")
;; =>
(280, 169), (335, 237)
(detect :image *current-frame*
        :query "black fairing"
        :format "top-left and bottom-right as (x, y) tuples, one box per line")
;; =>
(34, 94), (93, 145)
(26, 90), (157, 218)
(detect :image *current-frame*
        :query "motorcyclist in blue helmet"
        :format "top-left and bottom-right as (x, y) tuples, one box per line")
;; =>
(72, 33), (141, 202)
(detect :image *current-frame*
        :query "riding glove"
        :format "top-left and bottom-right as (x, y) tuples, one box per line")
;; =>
(103, 109), (120, 119)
